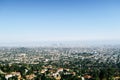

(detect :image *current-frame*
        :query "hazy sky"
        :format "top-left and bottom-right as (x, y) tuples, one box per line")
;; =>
(0, 0), (120, 42)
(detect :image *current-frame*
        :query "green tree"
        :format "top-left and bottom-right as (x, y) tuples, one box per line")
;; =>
(99, 69), (107, 80)
(106, 68), (114, 80)
(0, 74), (6, 80)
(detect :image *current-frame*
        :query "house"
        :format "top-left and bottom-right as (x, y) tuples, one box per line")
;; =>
(5, 74), (13, 80)
(26, 74), (36, 80)
(84, 74), (92, 79)
(5, 72), (21, 80)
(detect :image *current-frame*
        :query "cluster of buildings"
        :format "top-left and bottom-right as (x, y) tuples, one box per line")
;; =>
(0, 47), (120, 64)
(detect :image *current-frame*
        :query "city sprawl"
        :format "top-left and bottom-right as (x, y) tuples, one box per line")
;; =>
(0, 46), (120, 80)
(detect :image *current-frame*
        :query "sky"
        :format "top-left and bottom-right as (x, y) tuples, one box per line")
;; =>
(0, 0), (120, 43)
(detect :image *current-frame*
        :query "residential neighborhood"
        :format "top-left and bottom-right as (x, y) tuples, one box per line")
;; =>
(0, 47), (120, 80)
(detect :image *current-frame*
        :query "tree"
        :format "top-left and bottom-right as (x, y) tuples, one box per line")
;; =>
(0, 74), (6, 80)
(99, 69), (107, 80)
(106, 68), (114, 80)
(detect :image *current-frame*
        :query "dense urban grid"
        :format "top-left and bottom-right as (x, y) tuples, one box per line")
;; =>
(0, 46), (120, 80)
